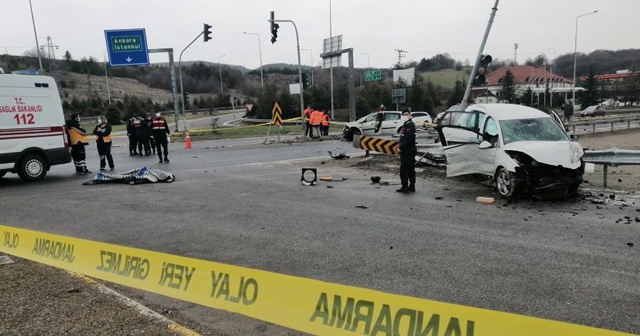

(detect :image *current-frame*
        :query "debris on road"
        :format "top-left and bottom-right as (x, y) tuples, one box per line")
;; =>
(328, 150), (350, 159)
(371, 176), (381, 183)
(0, 255), (14, 266)
(476, 197), (495, 204)
(355, 205), (369, 209)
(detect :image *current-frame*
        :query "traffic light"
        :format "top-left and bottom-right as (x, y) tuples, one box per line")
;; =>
(473, 54), (493, 86)
(302, 73), (310, 90)
(270, 11), (279, 44)
(203, 23), (212, 42)
(183, 92), (190, 108)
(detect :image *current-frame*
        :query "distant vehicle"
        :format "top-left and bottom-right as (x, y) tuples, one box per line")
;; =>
(0, 74), (72, 181)
(580, 104), (606, 117)
(342, 111), (432, 141)
(437, 104), (584, 198)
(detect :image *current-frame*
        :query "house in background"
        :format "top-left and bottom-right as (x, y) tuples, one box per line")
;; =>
(478, 65), (576, 105)
(471, 89), (499, 104)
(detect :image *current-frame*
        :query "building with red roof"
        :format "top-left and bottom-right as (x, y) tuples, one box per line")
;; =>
(479, 65), (577, 104)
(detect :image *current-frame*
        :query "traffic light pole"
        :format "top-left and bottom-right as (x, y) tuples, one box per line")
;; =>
(178, 31), (205, 132)
(460, 0), (499, 111)
(269, 18), (304, 123)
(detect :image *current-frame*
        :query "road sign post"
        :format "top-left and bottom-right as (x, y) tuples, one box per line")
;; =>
(364, 70), (382, 82)
(104, 28), (150, 66)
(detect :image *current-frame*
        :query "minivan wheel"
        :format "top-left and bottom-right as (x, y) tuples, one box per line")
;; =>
(18, 154), (47, 181)
(496, 168), (519, 198)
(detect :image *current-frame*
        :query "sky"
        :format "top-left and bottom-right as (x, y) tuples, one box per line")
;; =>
(2, 0), (639, 70)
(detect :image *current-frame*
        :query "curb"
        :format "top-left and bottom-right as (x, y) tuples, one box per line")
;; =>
(66, 271), (201, 336)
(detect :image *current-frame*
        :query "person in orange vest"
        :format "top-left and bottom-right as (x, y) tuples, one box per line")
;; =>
(303, 104), (313, 137)
(310, 109), (324, 139)
(92, 116), (114, 171)
(321, 110), (330, 136)
(65, 113), (91, 174)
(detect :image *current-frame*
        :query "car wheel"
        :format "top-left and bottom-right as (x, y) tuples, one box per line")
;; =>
(342, 128), (353, 141)
(495, 168), (519, 198)
(568, 182), (581, 195)
(18, 154), (47, 182)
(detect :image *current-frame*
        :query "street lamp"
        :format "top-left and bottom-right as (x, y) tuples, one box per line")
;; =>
(361, 52), (370, 68)
(547, 48), (557, 74)
(243, 32), (264, 91)
(572, 10), (598, 106)
(218, 54), (225, 96)
(28, 0), (43, 72)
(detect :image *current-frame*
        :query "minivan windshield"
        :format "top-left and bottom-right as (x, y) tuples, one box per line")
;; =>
(500, 118), (569, 144)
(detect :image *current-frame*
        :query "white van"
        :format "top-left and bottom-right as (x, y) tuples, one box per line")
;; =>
(0, 74), (71, 181)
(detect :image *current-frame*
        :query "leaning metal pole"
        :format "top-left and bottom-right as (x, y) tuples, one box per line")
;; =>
(460, 0), (499, 110)
(178, 32), (204, 132)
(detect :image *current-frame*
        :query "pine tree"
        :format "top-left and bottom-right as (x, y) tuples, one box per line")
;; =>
(580, 66), (599, 109)
(500, 70), (516, 103)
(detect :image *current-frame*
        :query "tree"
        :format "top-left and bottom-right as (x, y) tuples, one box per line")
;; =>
(105, 105), (122, 125)
(64, 51), (73, 63)
(446, 81), (465, 108)
(500, 70), (516, 103)
(580, 66), (599, 109)
(520, 88), (533, 107)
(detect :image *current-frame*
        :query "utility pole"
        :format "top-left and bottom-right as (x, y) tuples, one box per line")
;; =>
(40, 36), (59, 73)
(513, 43), (519, 64)
(395, 49), (407, 67)
(28, 0), (43, 72)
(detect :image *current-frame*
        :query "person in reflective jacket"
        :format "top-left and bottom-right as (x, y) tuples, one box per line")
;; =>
(150, 110), (171, 163)
(396, 109), (416, 193)
(66, 113), (91, 174)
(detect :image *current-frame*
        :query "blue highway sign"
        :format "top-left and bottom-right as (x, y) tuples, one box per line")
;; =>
(104, 28), (150, 66)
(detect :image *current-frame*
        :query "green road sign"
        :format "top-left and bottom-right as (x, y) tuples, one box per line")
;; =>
(112, 36), (143, 52)
(364, 70), (382, 81)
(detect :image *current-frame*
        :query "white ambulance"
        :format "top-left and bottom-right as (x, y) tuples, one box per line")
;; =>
(0, 74), (71, 181)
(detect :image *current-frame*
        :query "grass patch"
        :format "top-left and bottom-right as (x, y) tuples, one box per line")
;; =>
(420, 70), (469, 89)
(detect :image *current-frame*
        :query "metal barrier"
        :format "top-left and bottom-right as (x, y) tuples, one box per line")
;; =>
(582, 148), (640, 187)
(568, 115), (640, 134)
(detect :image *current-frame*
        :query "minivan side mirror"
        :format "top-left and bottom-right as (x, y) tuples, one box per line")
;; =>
(478, 141), (493, 149)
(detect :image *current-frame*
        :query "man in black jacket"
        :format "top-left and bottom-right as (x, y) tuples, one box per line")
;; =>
(397, 109), (417, 193)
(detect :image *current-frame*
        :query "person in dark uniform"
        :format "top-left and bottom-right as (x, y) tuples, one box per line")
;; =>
(396, 109), (417, 193)
(150, 110), (171, 163)
(65, 114), (91, 174)
(92, 116), (115, 171)
(133, 114), (151, 156)
(127, 115), (138, 156)
(147, 116), (156, 155)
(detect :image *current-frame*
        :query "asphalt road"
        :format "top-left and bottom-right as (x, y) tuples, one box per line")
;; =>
(0, 137), (639, 335)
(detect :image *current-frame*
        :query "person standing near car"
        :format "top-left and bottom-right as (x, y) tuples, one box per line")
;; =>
(396, 109), (416, 193)
(66, 113), (91, 174)
(150, 110), (171, 163)
(92, 116), (114, 171)
(303, 105), (313, 138)
(562, 100), (574, 123)
(127, 114), (138, 156)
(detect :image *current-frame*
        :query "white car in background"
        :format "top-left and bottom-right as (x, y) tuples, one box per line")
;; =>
(342, 111), (432, 140)
(437, 104), (584, 198)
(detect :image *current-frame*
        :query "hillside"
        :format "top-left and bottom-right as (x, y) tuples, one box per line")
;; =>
(55, 71), (248, 107)
(420, 70), (470, 89)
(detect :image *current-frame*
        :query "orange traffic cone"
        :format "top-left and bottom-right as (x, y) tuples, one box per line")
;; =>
(185, 132), (192, 149)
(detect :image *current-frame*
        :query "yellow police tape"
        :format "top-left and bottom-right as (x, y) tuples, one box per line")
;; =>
(0, 224), (633, 336)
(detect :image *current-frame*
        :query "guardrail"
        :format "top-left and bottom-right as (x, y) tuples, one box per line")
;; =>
(582, 148), (640, 187)
(568, 115), (640, 134)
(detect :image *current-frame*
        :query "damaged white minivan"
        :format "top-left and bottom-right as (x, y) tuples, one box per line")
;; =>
(437, 104), (584, 198)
